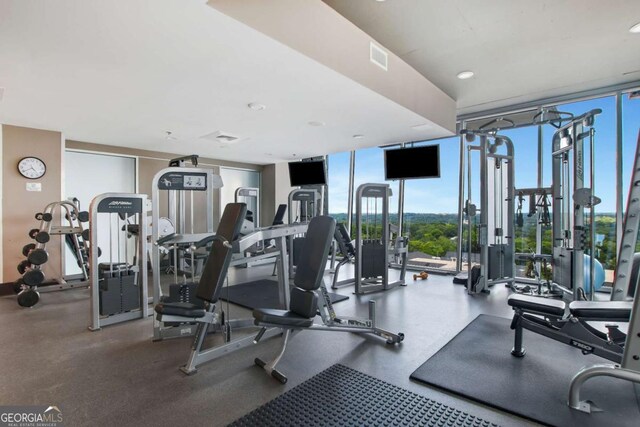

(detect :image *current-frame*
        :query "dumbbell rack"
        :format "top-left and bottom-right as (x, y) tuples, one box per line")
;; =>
(15, 200), (91, 307)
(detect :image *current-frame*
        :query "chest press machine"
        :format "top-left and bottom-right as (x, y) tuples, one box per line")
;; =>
(252, 215), (404, 384)
(507, 131), (640, 414)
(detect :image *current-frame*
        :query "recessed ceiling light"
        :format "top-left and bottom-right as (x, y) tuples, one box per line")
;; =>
(457, 71), (474, 80)
(248, 102), (266, 111)
(353, 134), (364, 139)
(630, 22), (640, 33)
(308, 121), (325, 127)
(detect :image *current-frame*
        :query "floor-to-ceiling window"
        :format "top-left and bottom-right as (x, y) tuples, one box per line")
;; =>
(327, 151), (351, 225)
(401, 137), (459, 271)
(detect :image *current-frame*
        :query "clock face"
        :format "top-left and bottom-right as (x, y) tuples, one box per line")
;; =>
(18, 157), (47, 179)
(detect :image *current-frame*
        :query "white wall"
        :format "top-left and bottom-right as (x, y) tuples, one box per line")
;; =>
(0, 125), (3, 282)
(64, 150), (136, 274)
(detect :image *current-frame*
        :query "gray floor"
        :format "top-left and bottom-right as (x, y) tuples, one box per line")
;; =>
(0, 264), (542, 427)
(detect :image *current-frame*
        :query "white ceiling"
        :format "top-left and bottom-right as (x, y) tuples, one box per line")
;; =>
(324, 0), (640, 116)
(0, 0), (451, 165)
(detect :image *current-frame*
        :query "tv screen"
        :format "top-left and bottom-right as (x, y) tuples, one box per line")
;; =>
(288, 160), (327, 186)
(384, 144), (440, 180)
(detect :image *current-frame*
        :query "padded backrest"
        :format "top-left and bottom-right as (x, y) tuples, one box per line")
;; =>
(196, 203), (247, 303)
(334, 223), (355, 257)
(272, 204), (287, 226)
(628, 253), (640, 299)
(289, 287), (318, 318)
(294, 216), (336, 291)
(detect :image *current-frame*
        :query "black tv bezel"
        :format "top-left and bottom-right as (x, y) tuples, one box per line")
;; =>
(288, 160), (327, 186)
(383, 144), (441, 181)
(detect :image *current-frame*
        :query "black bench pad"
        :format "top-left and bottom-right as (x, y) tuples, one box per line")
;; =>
(154, 302), (206, 318)
(507, 294), (566, 316)
(253, 308), (313, 328)
(569, 301), (632, 321)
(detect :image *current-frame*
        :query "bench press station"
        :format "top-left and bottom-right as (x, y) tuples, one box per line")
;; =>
(507, 131), (640, 413)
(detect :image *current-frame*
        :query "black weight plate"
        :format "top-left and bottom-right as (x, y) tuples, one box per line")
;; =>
(29, 228), (39, 239)
(13, 279), (24, 294)
(22, 243), (36, 256)
(17, 260), (30, 274)
(23, 269), (45, 286)
(17, 289), (40, 308)
(41, 213), (53, 222)
(78, 211), (89, 222)
(81, 229), (90, 241)
(35, 231), (50, 243)
(34, 213), (43, 220)
(27, 249), (48, 265)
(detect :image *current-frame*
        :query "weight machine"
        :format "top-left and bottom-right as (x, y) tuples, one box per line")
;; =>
(461, 132), (516, 294)
(287, 188), (321, 276)
(151, 162), (223, 340)
(353, 183), (407, 294)
(88, 193), (148, 330)
(551, 109), (602, 301)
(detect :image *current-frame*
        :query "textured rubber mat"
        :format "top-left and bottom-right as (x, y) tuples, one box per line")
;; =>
(220, 279), (348, 310)
(411, 314), (640, 427)
(228, 364), (499, 427)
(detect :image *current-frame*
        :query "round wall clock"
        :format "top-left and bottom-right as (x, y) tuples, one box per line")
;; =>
(17, 157), (47, 179)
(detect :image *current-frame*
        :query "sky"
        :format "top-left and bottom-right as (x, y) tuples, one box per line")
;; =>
(328, 93), (640, 214)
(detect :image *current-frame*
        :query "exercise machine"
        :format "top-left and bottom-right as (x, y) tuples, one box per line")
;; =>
(151, 161), (223, 340)
(15, 200), (91, 307)
(507, 130), (640, 413)
(353, 183), (407, 294)
(330, 223), (356, 289)
(461, 131), (515, 294)
(551, 109), (602, 301)
(88, 193), (148, 330)
(252, 215), (404, 383)
(154, 203), (312, 374)
(287, 188), (321, 276)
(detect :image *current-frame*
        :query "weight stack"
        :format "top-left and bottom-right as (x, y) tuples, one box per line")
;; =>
(98, 263), (139, 316)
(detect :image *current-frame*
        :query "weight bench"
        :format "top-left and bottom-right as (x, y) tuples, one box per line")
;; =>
(508, 294), (632, 363)
(154, 203), (281, 374)
(331, 223), (356, 289)
(252, 216), (404, 384)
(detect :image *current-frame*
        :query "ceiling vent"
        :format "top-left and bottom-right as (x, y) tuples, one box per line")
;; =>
(370, 42), (388, 71)
(200, 131), (240, 144)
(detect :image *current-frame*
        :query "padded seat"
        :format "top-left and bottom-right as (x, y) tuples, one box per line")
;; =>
(154, 302), (206, 318)
(507, 294), (566, 316)
(253, 308), (314, 328)
(569, 301), (632, 321)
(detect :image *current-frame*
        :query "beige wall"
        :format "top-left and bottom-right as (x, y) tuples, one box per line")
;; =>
(2, 125), (64, 283)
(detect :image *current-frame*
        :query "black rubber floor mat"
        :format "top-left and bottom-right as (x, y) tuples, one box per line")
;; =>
(228, 364), (499, 427)
(411, 314), (640, 427)
(219, 279), (348, 310)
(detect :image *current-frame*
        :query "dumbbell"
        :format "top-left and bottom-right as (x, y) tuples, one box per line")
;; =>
(28, 228), (40, 239)
(35, 212), (53, 222)
(23, 269), (45, 287)
(35, 231), (50, 244)
(17, 260), (31, 274)
(22, 243), (36, 256)
(13, 278), (24, 294)
(413, 271), (429, 281)
(17, 289), (40, 308)
(27, 249), (49, 266)
(78, 211), (90, 223)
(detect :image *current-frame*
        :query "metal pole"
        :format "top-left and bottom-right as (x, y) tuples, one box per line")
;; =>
(456, 125), (466, 272)
(347, 150), (355, 235)
(397, 142), (406, 235)
(615, 92), (624, 256)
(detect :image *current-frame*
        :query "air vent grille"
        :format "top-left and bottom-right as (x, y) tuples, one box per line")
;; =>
(200, 131), (240, 144)
(370, 42), (388, 71)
